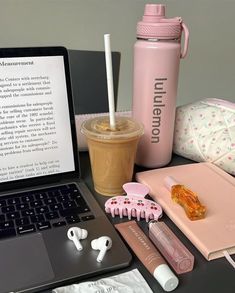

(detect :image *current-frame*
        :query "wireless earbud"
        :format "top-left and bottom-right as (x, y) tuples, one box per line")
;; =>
(67, 227), (88, 251)
(91, 236), (112, 262)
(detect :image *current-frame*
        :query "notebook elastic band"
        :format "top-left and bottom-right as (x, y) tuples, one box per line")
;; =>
(223, 250), (235, 269)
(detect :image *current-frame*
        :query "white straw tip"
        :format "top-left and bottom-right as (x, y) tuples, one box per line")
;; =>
(104, 33), (110, 39)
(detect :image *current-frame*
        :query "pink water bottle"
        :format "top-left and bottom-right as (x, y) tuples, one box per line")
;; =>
(132, 4), (189, 168)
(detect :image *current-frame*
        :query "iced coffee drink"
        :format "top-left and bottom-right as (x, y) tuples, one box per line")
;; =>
(81, 116), (143, 196)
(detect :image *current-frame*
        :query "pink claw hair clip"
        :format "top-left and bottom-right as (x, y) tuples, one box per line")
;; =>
(105, 182), (163, 222)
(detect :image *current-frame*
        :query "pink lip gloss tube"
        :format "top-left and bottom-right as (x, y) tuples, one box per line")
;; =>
(149, 221), (194, 274)
(115, 220), (179, 292)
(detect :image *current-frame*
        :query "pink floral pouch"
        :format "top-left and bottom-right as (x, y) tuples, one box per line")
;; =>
(173, 98), (235, 175)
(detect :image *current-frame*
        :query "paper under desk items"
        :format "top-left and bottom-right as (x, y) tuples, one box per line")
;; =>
(53, 269), (153, 293)
(136, 162), (235, 261)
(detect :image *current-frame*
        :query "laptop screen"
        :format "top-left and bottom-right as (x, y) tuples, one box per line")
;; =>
(0, 47), (79, 185)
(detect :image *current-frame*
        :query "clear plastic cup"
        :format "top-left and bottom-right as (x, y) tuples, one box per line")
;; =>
(81, 116), (144, 196)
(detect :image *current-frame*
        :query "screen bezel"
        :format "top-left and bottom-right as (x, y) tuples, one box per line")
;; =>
(0, 46), (80, 191)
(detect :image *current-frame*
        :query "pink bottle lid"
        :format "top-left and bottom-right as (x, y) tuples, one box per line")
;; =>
(137, 4), (189, 58)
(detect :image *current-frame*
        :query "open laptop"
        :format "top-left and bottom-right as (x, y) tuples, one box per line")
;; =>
(0, 47), (132, 293)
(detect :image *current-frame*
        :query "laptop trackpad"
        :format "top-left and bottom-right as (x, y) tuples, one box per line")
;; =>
(0, 233), (55, 292)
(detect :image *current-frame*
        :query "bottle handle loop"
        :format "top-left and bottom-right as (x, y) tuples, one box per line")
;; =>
(180, 22), (189, 59)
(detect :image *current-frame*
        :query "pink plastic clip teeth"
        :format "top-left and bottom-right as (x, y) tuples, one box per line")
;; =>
(105, 182), (163, 222)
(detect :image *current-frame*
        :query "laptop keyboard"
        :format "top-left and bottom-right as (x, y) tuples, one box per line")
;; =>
(0, 183), (95, 239)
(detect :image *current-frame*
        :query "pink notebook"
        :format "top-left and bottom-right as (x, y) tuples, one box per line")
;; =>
(136, 162), (235, 261)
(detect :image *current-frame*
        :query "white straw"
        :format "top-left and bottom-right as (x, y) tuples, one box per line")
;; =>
(104, 33), (116, 130)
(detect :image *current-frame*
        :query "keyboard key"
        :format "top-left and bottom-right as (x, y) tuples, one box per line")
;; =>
(16, 203), (29, 211)
(30, 200), (43, 208)
(21, 195), (34, 203)
(17, 224), (36, 235)
(69, 188), (80, 197)
(21, 209), (36, 217)
(76, 198), (89, 209)
(68, 184), (79, 192)
(44, 198), (57, 205)
(52, 221), (66, 227)
(60, 184), (73, 192)
(45, 211), (59, 220)
(81, 215), (95, 221)
(78, 206), (90, 214)
(61, 190), (72, 197)
(8, 198), (20, 205)
(47, 190), (60, 197)
(35, 192), (48, 200)
(56, 195), (70, 203)
(0, 200), (6, 208)
(60, 208), (81, 217)
(0, 214), (5, 222)
(6, 211), (20, 220)
(65, 215), (80, 224)
(2, 205), (15, 213)
(71, 194), (89, 208)
(70, 193), (84, 200)
(31, 214), (45, 223)
(0, 228), (16, 239)
(0, 220), (14, 229)
(49, 203), (62, 211)
(35, 206), (49, 214)
(15, 217), (30, 226)
(63, 201), (77, 209)
(37, 221), (51, 231)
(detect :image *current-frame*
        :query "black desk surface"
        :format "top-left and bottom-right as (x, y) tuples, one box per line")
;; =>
(47, 152), (235, 293)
